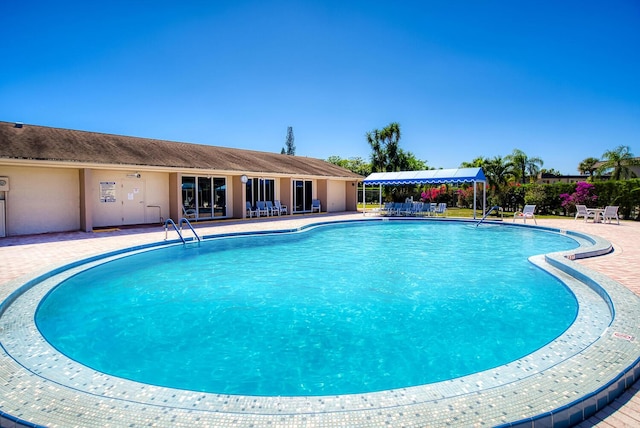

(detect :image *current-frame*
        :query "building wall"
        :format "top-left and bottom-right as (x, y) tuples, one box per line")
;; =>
(0, 162), (359, 236)
(326, 180), (346, 212)
(0, 166), (80, 236)
(90, 170), (170, 227)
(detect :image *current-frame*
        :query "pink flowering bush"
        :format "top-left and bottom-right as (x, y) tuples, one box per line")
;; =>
(421, 185), (446, 202)
(559, 182), (598, 212)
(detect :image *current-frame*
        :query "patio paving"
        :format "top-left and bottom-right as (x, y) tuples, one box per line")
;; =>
(0, 213), (639, 427)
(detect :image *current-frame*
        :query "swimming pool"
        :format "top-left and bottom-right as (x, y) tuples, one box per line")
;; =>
(35, 221), (580, 396)
(2, 217), (640, 427)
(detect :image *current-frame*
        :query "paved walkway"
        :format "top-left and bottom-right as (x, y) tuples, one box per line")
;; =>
(0, 213), (639, 427)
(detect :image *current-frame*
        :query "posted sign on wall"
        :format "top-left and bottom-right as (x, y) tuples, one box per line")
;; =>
(100, 181), (117, 203)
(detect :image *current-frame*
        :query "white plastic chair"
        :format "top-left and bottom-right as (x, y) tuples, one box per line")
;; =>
(513, 204), (537, 224)
(575, 204), (601, 222)
(311, 199), (321, 213)
(182, 205), (196, 219)
(601, 206), (620, 225)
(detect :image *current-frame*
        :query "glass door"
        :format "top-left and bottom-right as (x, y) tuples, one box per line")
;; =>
(246, 178), (275, 207)
(197, 177), (213, 218)
(293, 180), (313, 213)
(214, 178), (226, 217)
(182, 176), (227, 219)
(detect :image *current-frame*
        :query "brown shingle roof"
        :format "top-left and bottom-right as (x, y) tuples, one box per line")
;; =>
(0, 121), (362, 179)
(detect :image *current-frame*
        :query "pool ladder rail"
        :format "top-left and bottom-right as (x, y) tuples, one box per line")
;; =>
(475, 206), (503, 227)
(164, 218), (201, 244)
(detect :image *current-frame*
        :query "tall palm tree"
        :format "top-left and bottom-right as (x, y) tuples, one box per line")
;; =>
(598, 146), (639, 180)
(578, 157), (600, 177)
(505, 149), (543, 184)
(484, 156), (513, 190)
(366, 122), (402, 172)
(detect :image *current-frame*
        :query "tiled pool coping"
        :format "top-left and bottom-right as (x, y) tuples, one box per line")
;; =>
(1, 217), (640, 427)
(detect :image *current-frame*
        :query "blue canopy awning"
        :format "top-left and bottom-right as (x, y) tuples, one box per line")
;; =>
(363, 167), (486, 185)
(362, 167), (487, 218)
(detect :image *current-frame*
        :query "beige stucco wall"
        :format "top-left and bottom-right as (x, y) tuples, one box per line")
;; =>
(326, 180), (346, 212)
(0, 166), (80, 236)
(90, 170), (169, 227)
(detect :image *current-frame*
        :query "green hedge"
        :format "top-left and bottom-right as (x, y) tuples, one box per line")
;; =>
(522, 179), (640, 220)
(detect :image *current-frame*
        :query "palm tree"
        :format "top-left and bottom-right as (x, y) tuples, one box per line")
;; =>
(460, 157), (487, 168)
(366, 122), (403, 172)
(505, 149), (543, 184)
(598, 146), (639, 180)
(484, 156), (513, 190)
(578, 157), (600, 178)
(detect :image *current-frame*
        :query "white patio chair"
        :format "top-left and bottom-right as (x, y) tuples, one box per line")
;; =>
(574, 204), (593, 222)
(601, 206), (620, 225)
(311, 199), (321, 213)
(182, 205), (196, 219)
(513, 204), (537, 224)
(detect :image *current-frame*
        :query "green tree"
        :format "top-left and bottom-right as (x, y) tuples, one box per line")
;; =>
(506, 149), (544, 184)
(460, 157), (487, 168)
(540, 168), (562, 176)
(326, 156), (371, 176)
(366, 122), (402, 172)
(598, 145), (639, 180)
(578, 157), (600, 177)
(281, 126), (295, 155)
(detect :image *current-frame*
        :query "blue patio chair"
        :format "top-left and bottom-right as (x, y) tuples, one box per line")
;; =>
(275, 200), (288, 215)
(256, 201), (269, 216)
(246, 201), (258, 218)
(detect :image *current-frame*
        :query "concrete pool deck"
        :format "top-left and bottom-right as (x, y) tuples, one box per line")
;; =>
(0, 213), (639, 427)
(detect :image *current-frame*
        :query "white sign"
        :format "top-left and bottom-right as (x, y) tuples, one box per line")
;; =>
(100, 182), (116, 203)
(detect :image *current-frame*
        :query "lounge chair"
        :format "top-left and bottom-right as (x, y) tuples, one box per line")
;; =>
(266, 200), (279, 216)
(574, 204), (594, 222)
(182, 206), (196, 219)
(389, 202), (402, 216)
(513, 204), (537, 224)
(256, 201), (269, 216)
(379, 202), (394, 216)
(274, 200), (288, 215)
(601, 205), (620, 225)
(435, 203), (447, 217)
(311, 199), (321, 213)
(246, 201), (258, 218)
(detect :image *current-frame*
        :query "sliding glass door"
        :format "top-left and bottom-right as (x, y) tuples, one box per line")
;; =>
(181, 176), (227, 219)
(293, 180), (313, 213)
(246, 178), (275, 206)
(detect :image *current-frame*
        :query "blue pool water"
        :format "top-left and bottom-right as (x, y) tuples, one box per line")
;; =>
(36, 221), (580, 396)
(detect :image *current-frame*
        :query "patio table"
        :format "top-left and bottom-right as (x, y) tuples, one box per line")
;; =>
(587, 208), (604, 223)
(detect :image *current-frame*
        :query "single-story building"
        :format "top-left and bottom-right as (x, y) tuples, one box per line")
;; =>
(0, 121), (362, 237)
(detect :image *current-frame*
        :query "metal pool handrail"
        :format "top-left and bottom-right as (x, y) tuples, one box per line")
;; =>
(164, 218), (201, 243)
(475, 205), (503, 226)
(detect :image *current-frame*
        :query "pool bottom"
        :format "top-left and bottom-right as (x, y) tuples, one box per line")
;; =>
(1, 220), (640, 427)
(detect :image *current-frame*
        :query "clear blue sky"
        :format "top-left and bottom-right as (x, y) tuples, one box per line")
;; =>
(2, 0), (638, 175)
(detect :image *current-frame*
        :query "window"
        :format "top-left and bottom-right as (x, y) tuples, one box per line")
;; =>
(181, 176), (227, 219)
(246, 178), (275, 206)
